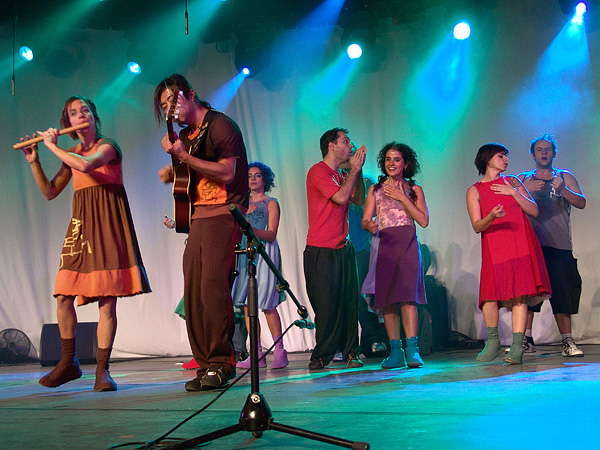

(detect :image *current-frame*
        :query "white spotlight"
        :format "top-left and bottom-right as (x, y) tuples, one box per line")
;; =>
(453, 22), (471, 40)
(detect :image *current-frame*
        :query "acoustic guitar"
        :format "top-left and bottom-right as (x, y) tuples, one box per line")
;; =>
(166, 91), (192, 234)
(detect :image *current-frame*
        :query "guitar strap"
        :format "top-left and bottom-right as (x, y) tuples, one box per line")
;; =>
(187, 109), (220, 161)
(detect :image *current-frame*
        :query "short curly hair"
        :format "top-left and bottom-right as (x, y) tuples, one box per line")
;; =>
(248, 161), (276, 193)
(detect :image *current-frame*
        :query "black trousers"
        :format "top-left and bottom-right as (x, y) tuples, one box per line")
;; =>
(304, 242), (360, 363)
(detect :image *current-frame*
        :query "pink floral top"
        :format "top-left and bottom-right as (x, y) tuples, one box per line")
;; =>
(373, 183), (414, 230)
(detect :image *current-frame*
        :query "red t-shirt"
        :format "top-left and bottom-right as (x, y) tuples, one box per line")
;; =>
(306, 161), (349, 249)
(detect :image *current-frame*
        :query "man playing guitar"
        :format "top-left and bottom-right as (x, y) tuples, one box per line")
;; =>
(154, 74), (249, 391)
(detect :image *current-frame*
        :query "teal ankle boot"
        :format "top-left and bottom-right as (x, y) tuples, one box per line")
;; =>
(476, 327), (502, 362)
(405, 337), (424, 368)
(503, 332), (524, 365)
(381, 339), (407, 369)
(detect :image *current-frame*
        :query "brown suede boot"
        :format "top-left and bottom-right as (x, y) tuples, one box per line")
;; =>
(39, 338), (82, 388)
(94, 347), (117, 391)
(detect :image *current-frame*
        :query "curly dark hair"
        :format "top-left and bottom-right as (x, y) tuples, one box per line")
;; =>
(374, 142), (421, 203)
(60, 95), (102, 140)
(474, 143), (509, 176)
(249, 161), (276, 193)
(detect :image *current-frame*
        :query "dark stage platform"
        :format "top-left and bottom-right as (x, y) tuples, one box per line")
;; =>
(1, 346), (598, 450)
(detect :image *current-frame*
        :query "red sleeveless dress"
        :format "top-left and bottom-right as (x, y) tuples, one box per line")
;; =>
(474, 176), (551, 308)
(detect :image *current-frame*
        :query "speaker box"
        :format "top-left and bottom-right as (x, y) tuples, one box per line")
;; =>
(40, 322), (98, 366)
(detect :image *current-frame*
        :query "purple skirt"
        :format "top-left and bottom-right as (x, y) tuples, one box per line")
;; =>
(374, 226), (426, 310)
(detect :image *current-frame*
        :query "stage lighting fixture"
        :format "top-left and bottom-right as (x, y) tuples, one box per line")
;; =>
(19, 30), (51, 62)
(576, 2), (588, 14)
(341, 27), (376, 60)
(444, 4), (485, 40)
(560, 0), (600, 14)
(570, 2), (588, 24)
(19, 46), (34, 62)
(558, 0), (595, 14)
(347, 43), (363, 59)
(453, 22), (471, 40)
(234, 33), (272, 78)
(127, 62), (142, 76)
(125, 36), (157, 77)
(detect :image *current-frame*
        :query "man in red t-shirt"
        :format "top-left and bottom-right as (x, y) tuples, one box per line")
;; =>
(304, 127), (367, 369)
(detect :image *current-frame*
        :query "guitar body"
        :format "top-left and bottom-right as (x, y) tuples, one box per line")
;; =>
(166, 90), (192, 234)
(172, 157), (193, 234)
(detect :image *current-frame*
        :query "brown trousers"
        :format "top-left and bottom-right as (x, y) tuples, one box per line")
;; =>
(183, 214), (240, 376)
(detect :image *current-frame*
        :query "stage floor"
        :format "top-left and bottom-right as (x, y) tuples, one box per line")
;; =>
(1, 345), (598, 450)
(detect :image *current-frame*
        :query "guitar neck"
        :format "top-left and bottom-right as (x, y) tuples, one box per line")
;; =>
(167, 119), (176, 144)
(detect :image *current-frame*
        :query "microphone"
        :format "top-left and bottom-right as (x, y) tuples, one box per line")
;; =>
(293, 319), (315, 330)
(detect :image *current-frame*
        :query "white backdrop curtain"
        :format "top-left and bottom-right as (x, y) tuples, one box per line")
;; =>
(1, 1), (599, 359)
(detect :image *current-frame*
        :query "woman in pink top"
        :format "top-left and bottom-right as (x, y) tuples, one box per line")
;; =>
(362, 142), (429, 369)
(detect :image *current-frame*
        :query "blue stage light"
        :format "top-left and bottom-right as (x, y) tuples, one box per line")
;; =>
(346, 43), (363, 59)
(127, 62), (142, 75)
(19, 46), (34, 62)
(576, 2), (588, 15)
(234, 32), (272, 78)
(341, 26), (375, 60)
(453, 22), (471, 40)
(571, 2), (587, 25)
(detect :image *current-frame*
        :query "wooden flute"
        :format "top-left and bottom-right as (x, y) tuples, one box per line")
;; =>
(13, 122), (91, 150)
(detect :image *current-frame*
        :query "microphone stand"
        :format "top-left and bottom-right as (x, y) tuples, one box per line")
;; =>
(164, 204), (369, 450)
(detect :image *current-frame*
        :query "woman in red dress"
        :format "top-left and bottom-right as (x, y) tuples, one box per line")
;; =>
(466, 143), (551, 364)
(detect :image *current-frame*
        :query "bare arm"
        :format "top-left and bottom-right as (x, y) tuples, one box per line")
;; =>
(18, 135), (72, 200)
(29, 160), (72, 200)
(253, 199), (280, 243)
(161, 133), (236, 184)
(361, 186), (378, 234)
(349, 170), (365, 206)
(331, 145), (366, 206)
(159, 164), (174, 184)
(383, 183), (429, 228)
(466, 185), (505, 233)
(555, 171), (586, 209)
(518, 172), (545, 194)
(38, 128), (118, 174)
(492, 176), (538, 217)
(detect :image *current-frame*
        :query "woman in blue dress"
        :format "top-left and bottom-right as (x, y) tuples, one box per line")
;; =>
(234, 162), (288, 369)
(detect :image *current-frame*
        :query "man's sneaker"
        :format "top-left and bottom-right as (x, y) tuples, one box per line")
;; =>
(523, 336), (536, 353)
(346, 354), (363, 368)
(309, 358), (327, 370)
(505, 335), (536, 353)
(185, 366), (235, 391)
(562, 337), (584, 357)
(371, 342), (388, 357)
